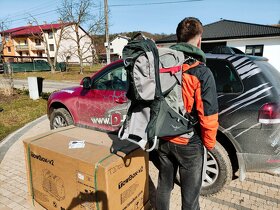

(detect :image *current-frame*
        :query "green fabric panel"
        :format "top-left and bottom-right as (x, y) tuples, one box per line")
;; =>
(3, 61), (51, 72)
(170, 43), (206, 63)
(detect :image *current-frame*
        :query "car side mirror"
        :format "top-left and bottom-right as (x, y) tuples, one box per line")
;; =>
(82, 77), (91, 89)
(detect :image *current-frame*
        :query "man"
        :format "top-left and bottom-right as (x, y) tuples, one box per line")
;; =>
(156, 17), (219, 210)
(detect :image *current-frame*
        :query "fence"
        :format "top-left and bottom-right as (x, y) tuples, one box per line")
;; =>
(3, 60), (66, 73)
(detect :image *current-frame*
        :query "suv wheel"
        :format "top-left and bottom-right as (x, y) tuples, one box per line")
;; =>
(201, 141), (232, 196)
(50, 108), (74, 129)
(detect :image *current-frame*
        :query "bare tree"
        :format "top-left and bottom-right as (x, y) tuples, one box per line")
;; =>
(28, 15), (68, 73)
(0, 20), (9, 62)
(0, 19), (14, 96)
(58, 0), (104, 74)
(0, 21), (6, 54)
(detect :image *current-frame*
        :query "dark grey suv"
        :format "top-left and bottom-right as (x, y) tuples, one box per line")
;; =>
(47, 53), (280, 196)
(202, 53), (280, 195)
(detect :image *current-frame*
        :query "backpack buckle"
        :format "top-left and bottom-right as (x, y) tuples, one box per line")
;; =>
(124, 58), (133, 67)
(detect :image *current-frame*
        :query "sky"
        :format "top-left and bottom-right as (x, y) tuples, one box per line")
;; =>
(0, 0), (280, 35)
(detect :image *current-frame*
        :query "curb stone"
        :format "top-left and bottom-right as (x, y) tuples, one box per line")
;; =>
(0, 115), (47, 163)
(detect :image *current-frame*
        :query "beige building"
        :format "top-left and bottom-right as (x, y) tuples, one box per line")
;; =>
(1, 23), (93, 64)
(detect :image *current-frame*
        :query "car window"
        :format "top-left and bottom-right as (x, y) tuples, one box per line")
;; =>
(207, 59), (243, 93)
(93, 65), (127, 91)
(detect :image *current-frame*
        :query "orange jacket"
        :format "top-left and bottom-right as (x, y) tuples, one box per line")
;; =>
(165, 61), (219, 150)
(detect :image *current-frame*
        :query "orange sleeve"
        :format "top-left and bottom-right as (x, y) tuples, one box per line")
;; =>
(182, 72), (219, 150)
(197, 108), (219, 150)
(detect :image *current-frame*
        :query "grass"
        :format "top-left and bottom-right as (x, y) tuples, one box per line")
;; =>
(10, 63), (104, 82)
(0, 89), (49, 142)
(0, 63), (104, 142)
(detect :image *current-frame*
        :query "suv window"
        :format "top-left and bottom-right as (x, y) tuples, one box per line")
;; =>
(207, 59), (243, 93)
(93, 66), (127, 91)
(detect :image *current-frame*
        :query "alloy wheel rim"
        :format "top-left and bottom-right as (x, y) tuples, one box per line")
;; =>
(202, 152), (219, 187)
(53, 116), (67, 128)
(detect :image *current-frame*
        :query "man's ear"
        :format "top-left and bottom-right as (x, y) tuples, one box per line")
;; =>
(197, 36), (202, 48)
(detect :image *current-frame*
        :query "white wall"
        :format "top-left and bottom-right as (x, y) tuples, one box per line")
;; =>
(44, 31), (56, 58)
(227, 37), (280, 72)
(42, 25), (93, 64)
(58, 26), (93, 64)
(111, 36), (129, 58)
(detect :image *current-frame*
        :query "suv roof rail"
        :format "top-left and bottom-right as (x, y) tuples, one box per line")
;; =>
(210, 46), (245, 55)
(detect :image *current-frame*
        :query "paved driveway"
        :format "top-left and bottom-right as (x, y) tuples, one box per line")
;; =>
(0, 116), (279, 209)
(149, 164), (280, 210)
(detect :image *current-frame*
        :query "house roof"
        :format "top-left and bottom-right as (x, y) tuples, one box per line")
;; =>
(111, 35), (130, 42)
(2, 26), (28, 34)
(2, 23), (71, 37)
(156, 19), (280, 43)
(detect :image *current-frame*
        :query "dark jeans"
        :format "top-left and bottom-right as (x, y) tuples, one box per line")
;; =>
(155, 137), (204, 210)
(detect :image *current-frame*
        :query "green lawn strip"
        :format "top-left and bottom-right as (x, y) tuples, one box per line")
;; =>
(0, 92), (47, 141)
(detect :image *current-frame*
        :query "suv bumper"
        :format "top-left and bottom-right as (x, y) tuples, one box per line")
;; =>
(237, 152), (280, 180)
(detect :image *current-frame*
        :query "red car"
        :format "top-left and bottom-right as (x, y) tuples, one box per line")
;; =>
(48, 60), (128, 131)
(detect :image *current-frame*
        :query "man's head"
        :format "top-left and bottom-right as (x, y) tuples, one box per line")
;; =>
(176, 17), (203, 48)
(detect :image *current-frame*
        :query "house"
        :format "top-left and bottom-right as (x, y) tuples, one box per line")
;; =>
(1, 22), (93, 64)
(156, 19), (280, 71)
(103, 35), (130, 61)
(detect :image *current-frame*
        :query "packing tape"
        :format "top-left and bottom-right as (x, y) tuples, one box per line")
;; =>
(94, 144), (132, 210)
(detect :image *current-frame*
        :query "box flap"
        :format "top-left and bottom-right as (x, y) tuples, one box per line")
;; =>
(23, 126), (140, 164)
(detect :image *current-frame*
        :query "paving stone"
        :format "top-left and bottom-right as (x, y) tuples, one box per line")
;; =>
(1, 118), (280, 210)
(0, 207), (12, 210)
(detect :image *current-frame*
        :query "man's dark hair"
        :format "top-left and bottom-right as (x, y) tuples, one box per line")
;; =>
(176, 17), (203, 42)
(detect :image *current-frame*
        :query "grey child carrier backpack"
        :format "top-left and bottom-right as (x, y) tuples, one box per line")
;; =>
(118, 33), (198, 152)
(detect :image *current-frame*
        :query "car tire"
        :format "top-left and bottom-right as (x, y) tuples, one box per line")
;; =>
(50, 108), (74, 129)
(200, 141), (232, 196)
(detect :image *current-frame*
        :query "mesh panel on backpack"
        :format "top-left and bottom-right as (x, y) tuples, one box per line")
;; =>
(118, 34), (197, 152)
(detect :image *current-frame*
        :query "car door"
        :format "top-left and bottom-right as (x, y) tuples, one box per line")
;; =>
(77, 62), (128, 131)
(206, 59), (244, 134)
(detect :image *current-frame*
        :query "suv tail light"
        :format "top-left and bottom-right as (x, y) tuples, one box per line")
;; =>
(258, 103), (280, 124)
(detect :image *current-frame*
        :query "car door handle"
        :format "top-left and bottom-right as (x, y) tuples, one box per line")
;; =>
(115, 98), (128, 104)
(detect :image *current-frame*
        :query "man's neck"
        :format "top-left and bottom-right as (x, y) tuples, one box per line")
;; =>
(187, 35), (201, 49)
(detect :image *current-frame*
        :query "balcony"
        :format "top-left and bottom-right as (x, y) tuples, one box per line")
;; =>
(31, 44), (45, 51)
(15, 45), (29, 51)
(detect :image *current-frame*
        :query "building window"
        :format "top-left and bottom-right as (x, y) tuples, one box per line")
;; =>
(48, 32), (53, 39)
(35, 39), (41, 46)
(245, 45), (263, 56)
(5, 35), (9, 42)
(49, 44), (54, 51)
(7, 47), (11, 53)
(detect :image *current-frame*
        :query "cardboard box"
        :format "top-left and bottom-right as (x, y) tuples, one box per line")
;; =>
(23, 126), (149, 210)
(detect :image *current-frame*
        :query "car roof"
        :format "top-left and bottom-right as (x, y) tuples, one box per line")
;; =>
(112, 54), (268, 67)
(205, 53), (268, 61)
